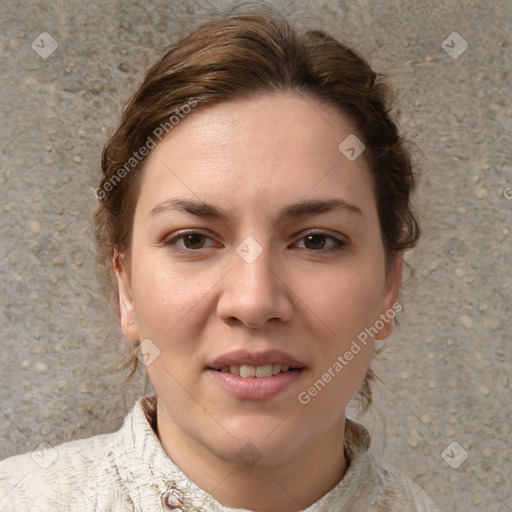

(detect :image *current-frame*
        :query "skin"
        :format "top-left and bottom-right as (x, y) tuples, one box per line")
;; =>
(114, 91), (402, 511)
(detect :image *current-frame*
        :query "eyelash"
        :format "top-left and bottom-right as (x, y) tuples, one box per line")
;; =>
(161, 230), (347, 254)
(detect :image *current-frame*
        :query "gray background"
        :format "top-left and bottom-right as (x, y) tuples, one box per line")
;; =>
(1, 0), (511, 511)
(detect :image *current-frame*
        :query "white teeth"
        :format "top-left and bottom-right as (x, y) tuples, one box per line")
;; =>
(272, 364), (282, 375)
(215, 364), (294, 377)
(255, 364), (273, 378)
(220, 364), (292, 377)
(240, 365), (256, 378)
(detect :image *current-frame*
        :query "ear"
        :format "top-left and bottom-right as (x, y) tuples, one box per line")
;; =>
(113, 249), (139, 341)
(375, 251), (403, 340)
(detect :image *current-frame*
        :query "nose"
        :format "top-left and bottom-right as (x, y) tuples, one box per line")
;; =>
(216, 238), (294, 329)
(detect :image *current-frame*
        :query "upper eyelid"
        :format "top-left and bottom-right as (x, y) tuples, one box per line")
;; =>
(163, 229), (346, 248)
(162, 230), (216, 244)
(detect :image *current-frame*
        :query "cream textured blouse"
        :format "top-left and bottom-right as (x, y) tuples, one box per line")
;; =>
(0, 395), (439, 511)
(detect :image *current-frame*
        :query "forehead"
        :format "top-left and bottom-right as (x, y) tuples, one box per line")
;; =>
(135, 92), (376, 222)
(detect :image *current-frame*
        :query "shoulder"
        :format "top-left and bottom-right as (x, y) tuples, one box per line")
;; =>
(0, 430), (132, 511)
(364, 453), (440, 512)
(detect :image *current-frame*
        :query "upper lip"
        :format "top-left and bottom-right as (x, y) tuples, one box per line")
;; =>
(207, 349), (305, 369)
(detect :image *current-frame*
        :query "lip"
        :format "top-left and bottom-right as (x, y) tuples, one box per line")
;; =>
(205, 349), (306, 400)
(206, 349), (305, 369)
(206, 367), (305, 400)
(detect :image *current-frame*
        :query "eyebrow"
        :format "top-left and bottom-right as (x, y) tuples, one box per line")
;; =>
(149, 197), (364, 222)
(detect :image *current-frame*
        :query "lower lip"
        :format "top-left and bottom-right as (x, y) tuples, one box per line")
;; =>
(206, 368), (305, 400)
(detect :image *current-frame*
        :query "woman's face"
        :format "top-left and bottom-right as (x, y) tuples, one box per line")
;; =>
(115, 92), (401, 469)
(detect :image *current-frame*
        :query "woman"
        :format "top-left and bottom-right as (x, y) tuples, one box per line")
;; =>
(0, 3), (439, 511)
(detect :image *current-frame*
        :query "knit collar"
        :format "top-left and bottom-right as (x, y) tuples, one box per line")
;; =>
(113, 394), (372, 511)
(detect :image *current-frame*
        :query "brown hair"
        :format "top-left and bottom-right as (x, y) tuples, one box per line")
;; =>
(92, 2), (421, 412)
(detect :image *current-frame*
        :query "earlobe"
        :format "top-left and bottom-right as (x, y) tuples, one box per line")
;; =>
(375, 251), (404, 340)
(113, 250), (139, 341)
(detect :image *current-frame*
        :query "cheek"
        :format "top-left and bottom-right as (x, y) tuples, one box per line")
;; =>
(306, 261), (386, 344)
(297, 267), (381, 420)
(130, 259), (213, 391)
(131, 255), (195, 333)
(299, 259), (384, 390)
(130, 251), (225, 354)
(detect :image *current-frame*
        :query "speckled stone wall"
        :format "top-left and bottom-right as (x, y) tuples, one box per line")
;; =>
(0, 1), (511, 510)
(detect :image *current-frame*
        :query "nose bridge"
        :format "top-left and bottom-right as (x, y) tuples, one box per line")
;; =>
(217, 235), (292, 326)
(234, 235), (278, 297)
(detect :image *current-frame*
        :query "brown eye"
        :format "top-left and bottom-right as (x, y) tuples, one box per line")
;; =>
(304, 234), (327, 250)
(182, 233), (206, 249)
(162, 231), (216, 252)
(296, 232), (346, 252)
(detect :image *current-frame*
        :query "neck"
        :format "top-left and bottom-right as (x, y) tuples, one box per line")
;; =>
(155, 404), (348, 512)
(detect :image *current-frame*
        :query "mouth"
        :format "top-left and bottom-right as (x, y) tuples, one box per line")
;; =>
(206, 349), (306, 399)
(209, 364), (302, 378)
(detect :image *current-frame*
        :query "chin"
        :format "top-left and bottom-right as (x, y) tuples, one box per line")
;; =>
(210, 417), (309, 469)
